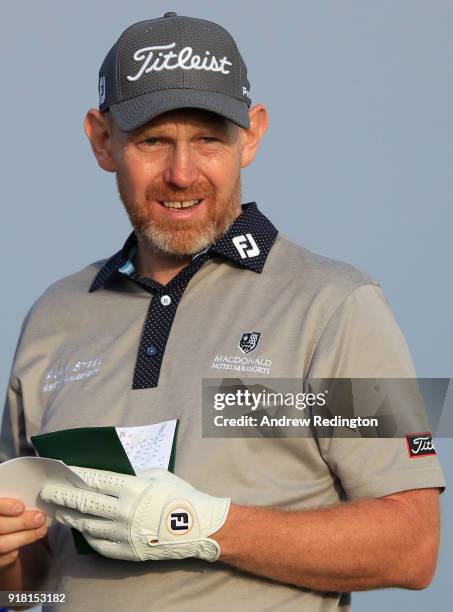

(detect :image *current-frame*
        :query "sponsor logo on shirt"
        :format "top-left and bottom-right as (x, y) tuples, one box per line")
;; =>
(239, 332), (261, 354)
(42, 356), (103, 392)
(406, 432), (436, 458)
(211, 331), (272, 375)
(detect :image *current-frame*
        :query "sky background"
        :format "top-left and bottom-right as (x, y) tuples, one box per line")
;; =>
(1, 1), (452, 608)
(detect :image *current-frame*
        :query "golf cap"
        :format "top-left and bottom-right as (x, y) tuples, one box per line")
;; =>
(98, 12), (252, 131)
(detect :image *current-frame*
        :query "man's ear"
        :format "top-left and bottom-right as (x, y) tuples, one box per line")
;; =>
(84, 108), (117, 172)
(240, 104), (269, 169)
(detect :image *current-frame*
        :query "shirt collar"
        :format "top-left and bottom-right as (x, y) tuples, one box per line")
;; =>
(89, 202), (278, 292)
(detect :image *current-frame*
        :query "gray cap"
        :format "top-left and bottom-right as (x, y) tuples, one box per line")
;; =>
(98, 12), (251, 131)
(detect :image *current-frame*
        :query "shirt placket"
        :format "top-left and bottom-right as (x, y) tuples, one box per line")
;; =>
(130, 252), (211, 389)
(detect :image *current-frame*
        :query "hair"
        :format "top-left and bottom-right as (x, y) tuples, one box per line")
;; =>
(103, 109), (114, 129)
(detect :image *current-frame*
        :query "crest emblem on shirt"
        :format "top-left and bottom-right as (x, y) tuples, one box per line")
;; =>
(239, 332), (261, 354)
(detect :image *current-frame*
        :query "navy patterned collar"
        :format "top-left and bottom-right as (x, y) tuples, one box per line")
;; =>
(89, 202), (278, 292)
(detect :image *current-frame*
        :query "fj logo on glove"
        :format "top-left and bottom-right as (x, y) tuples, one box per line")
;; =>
(166, 506), (194, 534)
(406, 432), (436, 458)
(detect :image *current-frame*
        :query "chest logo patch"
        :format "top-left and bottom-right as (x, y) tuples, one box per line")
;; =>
(211, 331), (271, 375)
(42, 356), (103, 393)
(239, 332), (261, 354)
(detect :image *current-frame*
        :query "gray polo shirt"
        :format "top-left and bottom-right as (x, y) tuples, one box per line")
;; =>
(0, 202), (446, 611)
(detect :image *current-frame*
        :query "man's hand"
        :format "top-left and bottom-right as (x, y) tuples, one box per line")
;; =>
(0, 498), (47, 572)
(40, 467), (230, 563)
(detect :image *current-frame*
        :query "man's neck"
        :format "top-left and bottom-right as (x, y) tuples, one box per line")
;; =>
(133, 238), (192, 285)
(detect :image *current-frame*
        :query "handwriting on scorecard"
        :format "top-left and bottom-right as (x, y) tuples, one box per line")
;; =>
(116, 420), (177, 474)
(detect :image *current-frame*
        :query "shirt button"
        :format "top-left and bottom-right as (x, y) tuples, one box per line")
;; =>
(146, 346), (157, 357)
(160, 295), (172, 306)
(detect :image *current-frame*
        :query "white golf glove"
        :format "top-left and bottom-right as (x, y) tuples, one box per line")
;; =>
(40, 467), (230, 562)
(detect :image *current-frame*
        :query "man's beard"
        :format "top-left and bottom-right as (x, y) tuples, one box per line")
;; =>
(116, 173), (242, 258)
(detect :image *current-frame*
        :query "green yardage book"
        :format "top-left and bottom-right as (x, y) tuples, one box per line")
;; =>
(31, 421), (179, 554)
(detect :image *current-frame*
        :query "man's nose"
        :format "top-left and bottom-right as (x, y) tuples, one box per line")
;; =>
(163, 143), (199, 188)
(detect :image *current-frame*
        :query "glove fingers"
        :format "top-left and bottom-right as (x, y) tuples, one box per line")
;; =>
(55, 508), (118, 541)
(68, 466), (136, 497)
(41, 484), (119, 519)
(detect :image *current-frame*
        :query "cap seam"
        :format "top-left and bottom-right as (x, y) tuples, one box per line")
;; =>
(114, 20), (164, 102)
(235, 45), (240, 100)
(115, 31), (124, 103)
(176, 16), (185, 89)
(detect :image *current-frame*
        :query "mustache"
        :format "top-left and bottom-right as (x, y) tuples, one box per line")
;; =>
(145, 183), (217, 202)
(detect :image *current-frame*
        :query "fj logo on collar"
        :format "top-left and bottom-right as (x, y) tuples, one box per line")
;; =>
(239, 332), (261, 354)
(232, 234), (260, 259)
(166, 506), (194, 535)
(406, 432), (436, 458)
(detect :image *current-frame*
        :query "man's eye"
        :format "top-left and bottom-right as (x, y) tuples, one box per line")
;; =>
(143, 137), (161, 146)
(200, 136), (218, 143)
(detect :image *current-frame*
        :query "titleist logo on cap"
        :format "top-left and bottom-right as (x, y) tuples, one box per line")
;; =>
(127, 43), (233, 82)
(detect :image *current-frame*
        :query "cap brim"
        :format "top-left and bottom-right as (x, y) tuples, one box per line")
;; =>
(109, 88), (250, 131)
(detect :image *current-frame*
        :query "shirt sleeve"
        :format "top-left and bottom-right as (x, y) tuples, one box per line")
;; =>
(0, 307), (37, 464)
(306, 283), (447, 499)
(0, 378), (35, 464)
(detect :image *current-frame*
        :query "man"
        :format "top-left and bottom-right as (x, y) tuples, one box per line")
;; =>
(0, 12), (446, 611)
